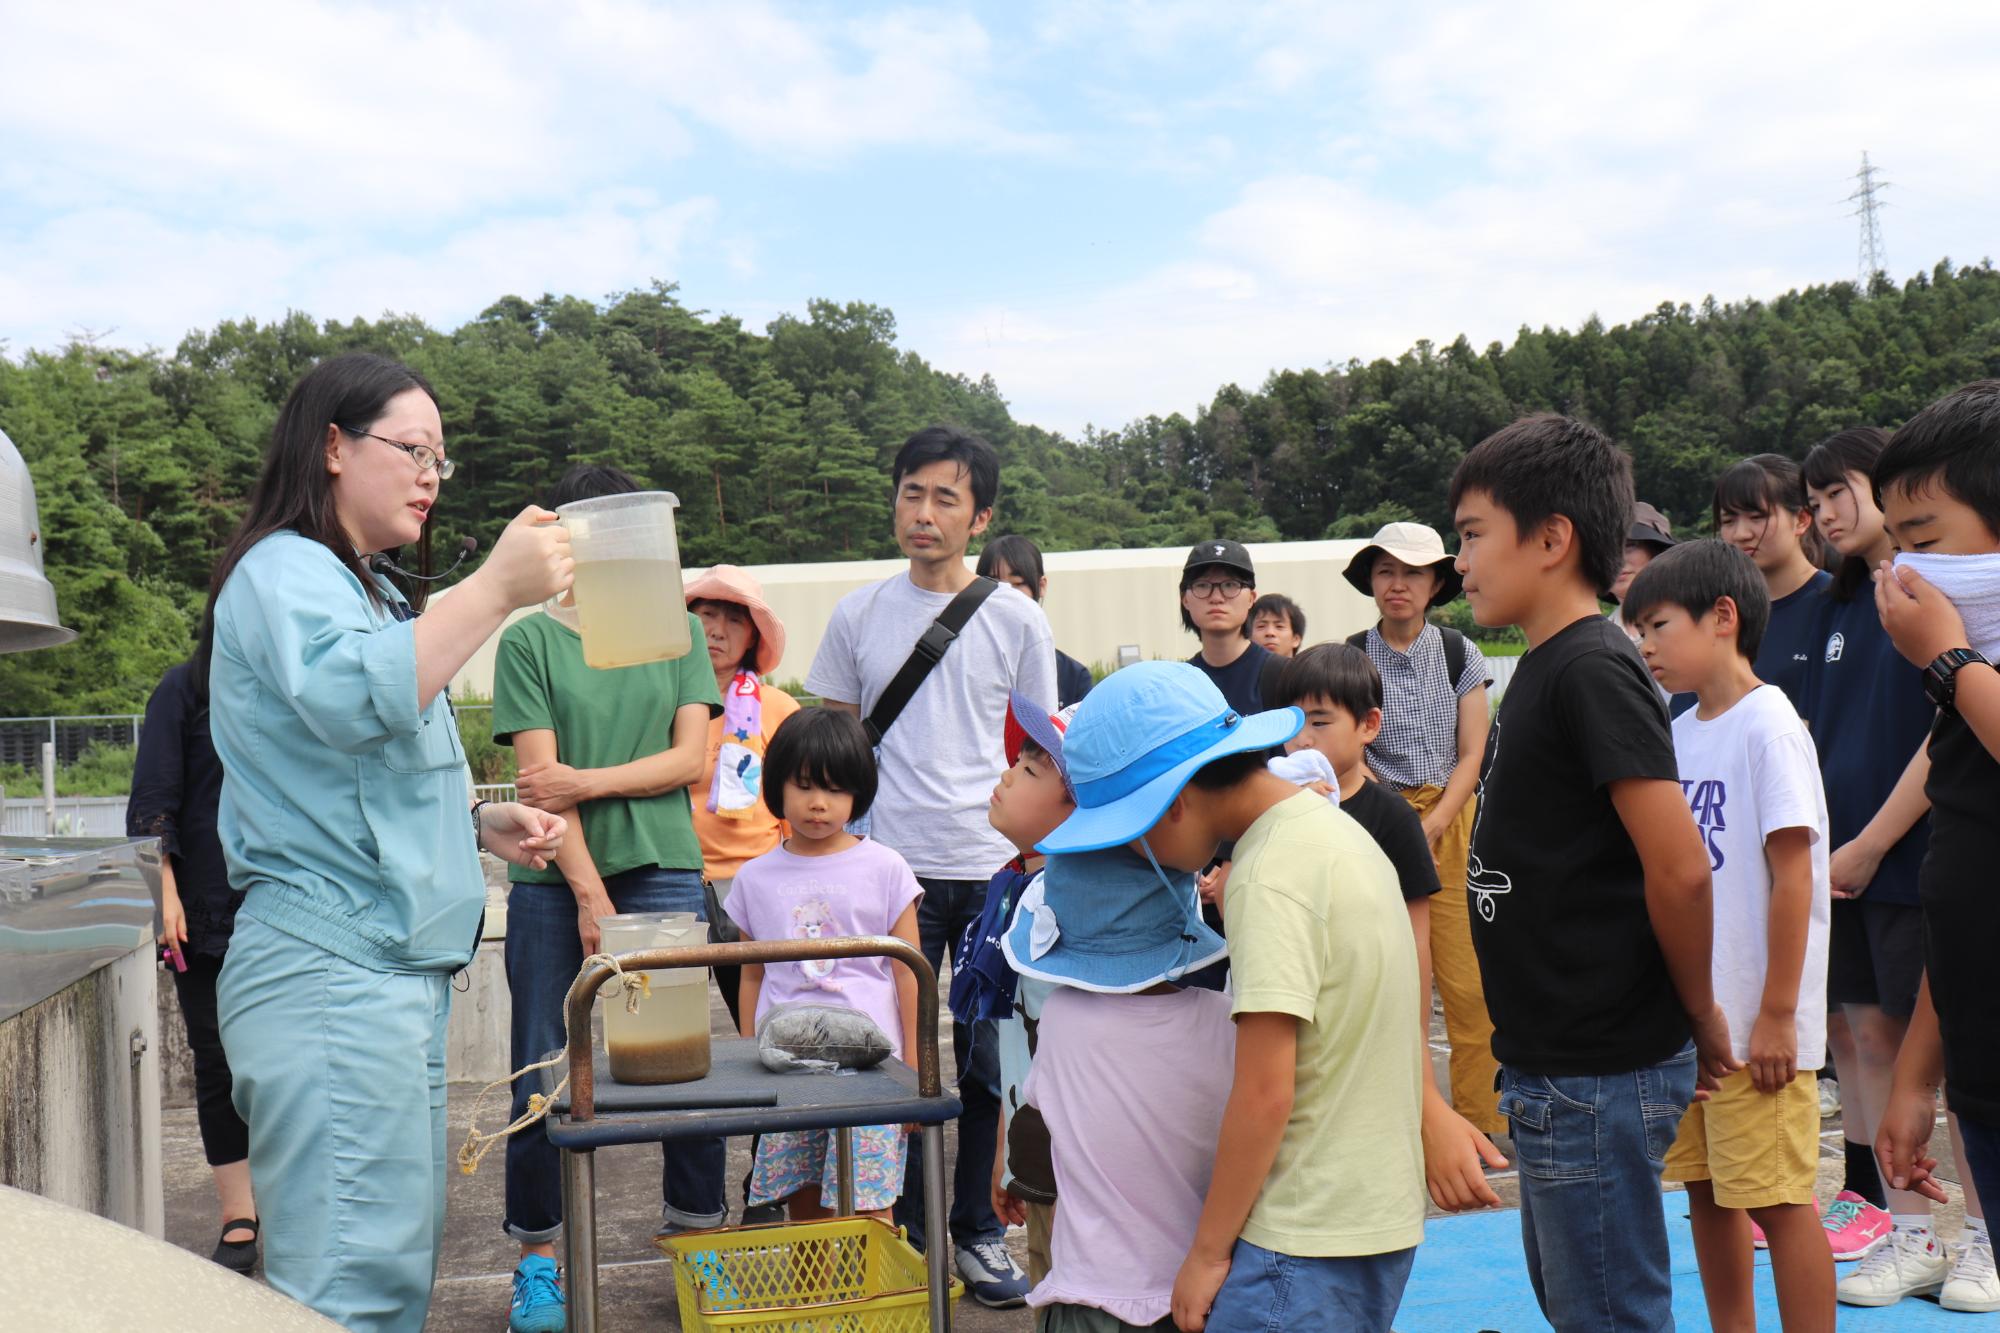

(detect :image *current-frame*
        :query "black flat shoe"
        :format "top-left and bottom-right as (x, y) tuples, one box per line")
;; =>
(212, 1217), (259, 1275)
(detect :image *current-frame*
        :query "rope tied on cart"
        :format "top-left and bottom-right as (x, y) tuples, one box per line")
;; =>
(456, 953), (652, 1176)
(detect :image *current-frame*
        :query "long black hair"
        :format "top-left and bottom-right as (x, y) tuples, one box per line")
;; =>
(1712, 453), (1827, 570)
(1803, 427), (1890, 602)
(195, 353), (439, 694)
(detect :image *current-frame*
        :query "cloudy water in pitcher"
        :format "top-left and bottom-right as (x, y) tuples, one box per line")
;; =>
(571, 558), (691, 669)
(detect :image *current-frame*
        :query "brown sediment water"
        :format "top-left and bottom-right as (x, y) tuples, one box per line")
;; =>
(608, 1033), (711, 1085)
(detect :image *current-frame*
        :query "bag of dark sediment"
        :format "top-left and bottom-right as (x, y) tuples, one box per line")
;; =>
(756, 1003), (894, 1073)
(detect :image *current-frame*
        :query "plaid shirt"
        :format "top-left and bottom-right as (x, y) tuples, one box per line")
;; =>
(1359, 624), (1487, 789)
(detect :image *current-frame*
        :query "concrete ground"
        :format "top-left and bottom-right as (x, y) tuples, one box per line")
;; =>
(161, 992), (1972, 1330)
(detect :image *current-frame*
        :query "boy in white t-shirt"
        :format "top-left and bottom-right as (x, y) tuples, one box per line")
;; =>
(1624, 539), (1837, 1330)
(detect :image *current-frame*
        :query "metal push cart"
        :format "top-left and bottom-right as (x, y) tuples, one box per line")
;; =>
(544, 936), (963, 1332)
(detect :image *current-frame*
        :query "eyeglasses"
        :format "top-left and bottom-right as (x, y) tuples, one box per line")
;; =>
(1187, 579), (1249, 600)
(340, 426), (456, 479)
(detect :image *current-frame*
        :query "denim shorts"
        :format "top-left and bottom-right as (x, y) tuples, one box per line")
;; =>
(1204, 1238), (1416, 1333)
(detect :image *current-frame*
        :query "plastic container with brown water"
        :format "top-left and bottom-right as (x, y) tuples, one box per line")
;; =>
(597, 913), (711, 1084)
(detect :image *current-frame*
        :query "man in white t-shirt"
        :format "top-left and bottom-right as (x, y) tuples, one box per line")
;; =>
(1625, 539), (1838, 1330)
(807, 425), (1055, 1307)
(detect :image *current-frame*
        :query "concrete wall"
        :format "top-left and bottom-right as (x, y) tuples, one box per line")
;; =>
(448, 538), (1381, 699)
(0, 945), (164, 1237)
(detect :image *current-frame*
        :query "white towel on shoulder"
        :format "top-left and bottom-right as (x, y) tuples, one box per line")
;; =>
(1895, 552), (2000, 659)
(1268, 749), (1341, 805)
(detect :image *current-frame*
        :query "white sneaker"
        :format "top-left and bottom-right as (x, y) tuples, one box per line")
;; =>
(1818, 1078), (1840, 1118)
(1942, 1236), (2000, 1314)
(1836, 1227), (1950, 1307)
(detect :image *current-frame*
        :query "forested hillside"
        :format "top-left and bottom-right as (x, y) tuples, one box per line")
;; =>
(3, 261), (1997, 713)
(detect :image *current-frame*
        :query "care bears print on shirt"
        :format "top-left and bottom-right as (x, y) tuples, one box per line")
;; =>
(724, 836), (923, 1058)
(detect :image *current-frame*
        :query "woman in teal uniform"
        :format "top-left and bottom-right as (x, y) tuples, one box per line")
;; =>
(204, 353), (574, 1331)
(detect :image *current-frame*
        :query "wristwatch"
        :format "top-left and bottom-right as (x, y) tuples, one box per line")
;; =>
(471, 799), (490, 847)
(1922, 647), (1991, 711)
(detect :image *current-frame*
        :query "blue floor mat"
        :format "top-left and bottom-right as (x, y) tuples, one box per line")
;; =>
(1395, 1198), (1977, 1329)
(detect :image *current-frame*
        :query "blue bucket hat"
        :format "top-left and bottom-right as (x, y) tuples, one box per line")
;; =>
(1000, 845), (1227, 993)
(1037, 661), (1303, 855)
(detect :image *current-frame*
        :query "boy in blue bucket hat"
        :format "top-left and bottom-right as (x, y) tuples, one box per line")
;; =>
(1018, 660), (1427, 1333)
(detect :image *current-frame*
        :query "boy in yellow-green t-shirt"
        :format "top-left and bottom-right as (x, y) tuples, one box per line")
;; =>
(1036, 661), (1425, 1333)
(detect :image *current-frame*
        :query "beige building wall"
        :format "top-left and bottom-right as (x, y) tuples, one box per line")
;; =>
(448, 538), (1382, 701)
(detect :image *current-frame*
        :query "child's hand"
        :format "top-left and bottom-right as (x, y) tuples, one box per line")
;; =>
(990, 1176), (1028, 1229)
(1828, 837), (1882, 899)
(1747, 1008), (1798, 1094)
(1196, 862), (1229, 906)
(1421, 1092), (1506, 1211)
(1875, 561), (1969, 668)
(1876, 1079), (1948, 1204)
(1689, 1004), (1743, 1093)
(1171, 1249), (1232, 1333)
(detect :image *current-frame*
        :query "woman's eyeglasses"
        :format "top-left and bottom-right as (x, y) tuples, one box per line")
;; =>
(1187, 579), (1249, 600)
(339, 425), (456, 479)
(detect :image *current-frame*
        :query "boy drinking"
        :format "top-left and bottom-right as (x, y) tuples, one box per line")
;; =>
(1450, 413), (1739, 1331)
(1032, 661), (1424, 1332)
(1624, 539), (1836, 1330)
(1269, 644), (1509, 1212)
(1872, 380), (2000, 1315)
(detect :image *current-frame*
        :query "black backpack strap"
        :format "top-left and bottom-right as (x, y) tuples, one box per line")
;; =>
(1345, 630), (1369, 650)
(864, 576), (1001, 747)
(1440, 626), (1471, 690)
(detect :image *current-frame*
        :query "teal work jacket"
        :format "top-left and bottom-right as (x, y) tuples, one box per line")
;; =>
(210, 532), (480, 973)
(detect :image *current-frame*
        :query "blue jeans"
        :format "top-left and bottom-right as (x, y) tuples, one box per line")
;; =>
(502, 866), (726, 1242)
(1502, 1042), (1698, 1332)
(1206, 1239), (1416, 1333)
(894, 875), (1004, 1250)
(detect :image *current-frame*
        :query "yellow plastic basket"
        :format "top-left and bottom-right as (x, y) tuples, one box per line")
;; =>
(661, 1217), (965, 1333)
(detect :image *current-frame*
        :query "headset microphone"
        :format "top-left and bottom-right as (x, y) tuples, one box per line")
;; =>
(369, 535), (479, 583)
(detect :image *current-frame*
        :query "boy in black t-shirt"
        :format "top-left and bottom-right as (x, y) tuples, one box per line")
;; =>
(1268, 642), (1511, 1215)
(1449, 414), (1740, 1331)
(1871, 382), (2000, 1313)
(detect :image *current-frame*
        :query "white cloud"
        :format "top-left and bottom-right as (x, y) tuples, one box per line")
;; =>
(914, 0), (2000, 432)
(0, 193), (718, 354)
(0, 0), (1048, 355)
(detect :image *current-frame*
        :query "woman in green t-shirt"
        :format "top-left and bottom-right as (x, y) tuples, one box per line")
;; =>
(490, 464), (724, 1333)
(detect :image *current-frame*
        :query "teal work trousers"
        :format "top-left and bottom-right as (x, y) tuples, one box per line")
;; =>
(219, 917), (452, 1332)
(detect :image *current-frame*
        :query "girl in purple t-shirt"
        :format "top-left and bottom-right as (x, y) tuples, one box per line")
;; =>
(724, 709), (923, 1219)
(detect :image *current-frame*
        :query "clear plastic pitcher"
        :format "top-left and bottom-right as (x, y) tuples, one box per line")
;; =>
(597, 913), (711, 1084)
(556, 491), (692, 669)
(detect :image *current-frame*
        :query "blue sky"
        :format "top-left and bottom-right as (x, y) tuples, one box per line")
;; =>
(4, 1), (1998, 434)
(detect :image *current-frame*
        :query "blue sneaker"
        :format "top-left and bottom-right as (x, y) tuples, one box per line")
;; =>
(955, 1238), (1031, 1309)
(509, 1254), (565, 1333)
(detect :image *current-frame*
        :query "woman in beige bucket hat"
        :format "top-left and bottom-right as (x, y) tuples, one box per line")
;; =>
(1343, 522), (1504, 1138)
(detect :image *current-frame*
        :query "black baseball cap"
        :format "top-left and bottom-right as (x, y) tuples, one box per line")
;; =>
(1181, 539), (1255, 585)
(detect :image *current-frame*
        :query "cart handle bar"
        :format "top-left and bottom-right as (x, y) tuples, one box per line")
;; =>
(561, 935), (942, 1123)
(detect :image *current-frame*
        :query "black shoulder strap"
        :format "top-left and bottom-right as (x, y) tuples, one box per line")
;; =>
(1440, 625), (1468, 689)
(1351, 624), (1476, 689)
(864, 576), (1001, 747)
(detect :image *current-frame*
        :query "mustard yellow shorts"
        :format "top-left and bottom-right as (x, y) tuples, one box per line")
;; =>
(1662, 1067), (1820, 1208)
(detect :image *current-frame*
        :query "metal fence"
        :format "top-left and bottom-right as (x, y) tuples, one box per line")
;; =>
(0, 714), (145, 770)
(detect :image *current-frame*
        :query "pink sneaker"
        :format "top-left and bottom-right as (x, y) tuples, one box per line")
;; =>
(1752, 1219), (1769, 1249)
(1821, 1190), (1893, 1261)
